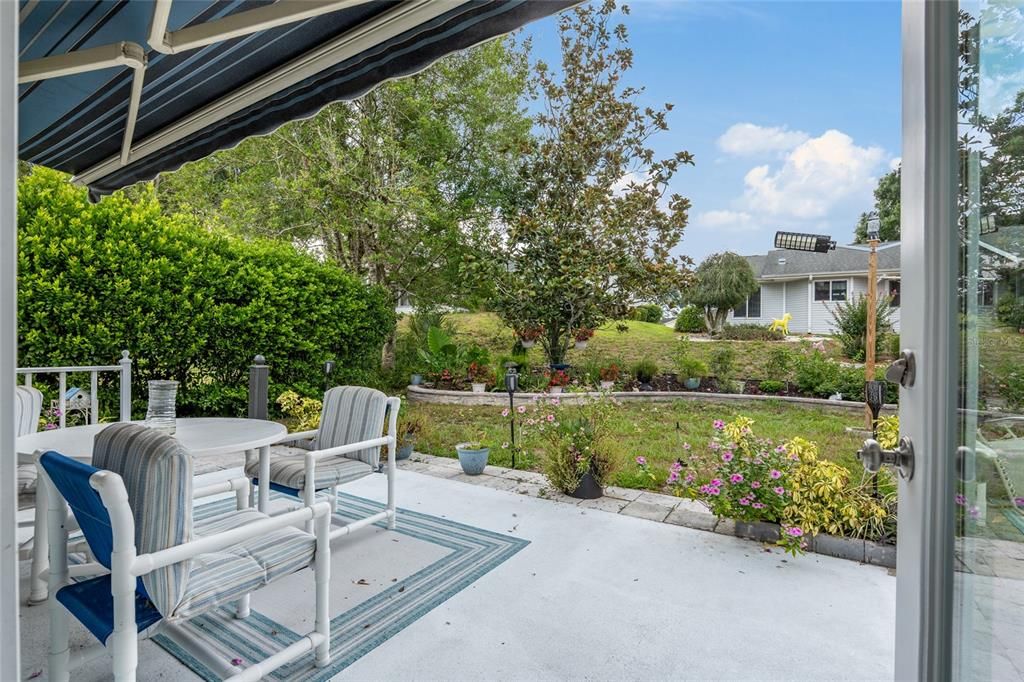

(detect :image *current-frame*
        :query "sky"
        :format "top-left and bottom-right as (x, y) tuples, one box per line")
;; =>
(519, 0), (902, 263)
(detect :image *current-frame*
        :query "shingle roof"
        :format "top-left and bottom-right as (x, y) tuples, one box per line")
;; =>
(744, 243), (901, 279)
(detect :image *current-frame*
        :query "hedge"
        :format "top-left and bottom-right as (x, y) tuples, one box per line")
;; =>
(17, 167), (395, 417)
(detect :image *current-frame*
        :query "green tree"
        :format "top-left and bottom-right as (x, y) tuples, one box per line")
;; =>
(155, 38), (531, 365)
(482, 1), (693, 366)
(686, 252), (758, 335)
(854, 166), (901, 243)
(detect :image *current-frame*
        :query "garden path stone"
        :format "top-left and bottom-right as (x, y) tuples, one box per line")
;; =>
(634, 491), (680, 511)
(664, 508), (717, 531)
(603, 486), (643, 501)
(620, 500), (672, 522)
(713, 518), (736, 536)
(498, 469), (547, 485)
(578, 497), (631, 513)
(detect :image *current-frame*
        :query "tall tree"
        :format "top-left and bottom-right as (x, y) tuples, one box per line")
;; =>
(853, 166), (901, 243)
(481, 1), (693, 365)
(686, 252), (758, 335)
(155, 38), (532, 364)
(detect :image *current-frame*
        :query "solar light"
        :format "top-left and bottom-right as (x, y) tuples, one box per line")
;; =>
(505, 363), (519, 469)
(866, 212), (881, 242)
(774, 231), (836, 253)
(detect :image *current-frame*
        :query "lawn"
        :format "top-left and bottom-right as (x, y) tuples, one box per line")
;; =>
(408, 398), (871, 491)
(419, 311), (843, 382)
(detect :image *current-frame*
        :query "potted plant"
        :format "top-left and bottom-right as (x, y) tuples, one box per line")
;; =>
(598, 363), (620, 391)
(518, 325), (544, 349)
(677, 357), (707, 390)
(547, 368), (570, 394)
(467, 361), (494, 393)
(574, 327), (595, 350)
(395, 415), (424, 460)
(456, 438), (490, 475)
(631, 359), (658, 391)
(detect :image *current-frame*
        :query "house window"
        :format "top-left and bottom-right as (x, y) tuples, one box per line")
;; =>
(814, 280), (847, 302)
(734, 287), (761, 318)
(889, 280), (901, 307)
(978, 280), (994, 307)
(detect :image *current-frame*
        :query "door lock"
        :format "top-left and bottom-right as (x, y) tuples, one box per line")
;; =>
(885, 350), (916, 388)
(858, 436), (915, 480)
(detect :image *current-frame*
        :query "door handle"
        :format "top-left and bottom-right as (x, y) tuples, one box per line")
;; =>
(858, 436), (915, 480)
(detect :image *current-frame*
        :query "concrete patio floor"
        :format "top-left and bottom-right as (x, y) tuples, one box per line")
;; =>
(20, 467), (896, 681)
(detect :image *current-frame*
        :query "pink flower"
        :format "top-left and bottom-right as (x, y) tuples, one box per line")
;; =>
(769, 469), (782, 479)
(786, 527), (804, 537)
(729, 473), (744, 484)
(43, 423), (57, 430)
(955, 493), (966, 507)
(775, 445), (786, 454)
(683, 443), (692, 451)
(636, 456), (647, 466)
(669, 461), (683, 472)
(710, 478), (722, 487)
(721, 452), (734, 462)
(752, 502), (765, 509)
(751, 481), (761, 489)
(550, 397), (560, 406)
(969, 505), (981, 519)
(708, 486), (720, 496)
(517, 405), (526, 414)
(668, 471), (680, 484)
(773, 486), (785, 495)
(501, 408), (510, 417)
(738, 497), (751, 506)
(713, 419), (725, 430)
(546, 414), (555, 422)
(684, 472), (694, 483)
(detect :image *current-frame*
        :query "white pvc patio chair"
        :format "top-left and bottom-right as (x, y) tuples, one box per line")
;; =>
(245, 386), (399, 539)
(38, 423), (332, 682)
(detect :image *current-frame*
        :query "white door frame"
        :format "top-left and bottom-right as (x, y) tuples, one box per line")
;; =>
(895, 1), (959, 679)
(1, 1), (20, 678)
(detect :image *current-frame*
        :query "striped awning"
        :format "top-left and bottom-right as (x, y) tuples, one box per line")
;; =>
(18, 0), (572, 200)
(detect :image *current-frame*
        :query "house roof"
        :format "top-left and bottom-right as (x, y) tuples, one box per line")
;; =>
(744, 243), (902, 280)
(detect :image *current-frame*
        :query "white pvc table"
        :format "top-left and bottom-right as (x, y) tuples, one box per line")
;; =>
(17, 417), (287, 602)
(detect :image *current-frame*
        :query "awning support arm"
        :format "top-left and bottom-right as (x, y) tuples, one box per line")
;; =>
(148, 0), (373, 55)
(19, 42), (147, 167)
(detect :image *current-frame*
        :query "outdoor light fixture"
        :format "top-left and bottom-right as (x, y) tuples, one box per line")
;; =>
(981, 213), (999, 235)
(866, 212), (881, 242)
(774, 231), (836, 253)
(323, 359), (335, 391)
(505, 363), (519, 469)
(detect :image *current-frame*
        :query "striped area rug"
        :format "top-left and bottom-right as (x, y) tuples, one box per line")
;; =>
(153, 491), (529, 681)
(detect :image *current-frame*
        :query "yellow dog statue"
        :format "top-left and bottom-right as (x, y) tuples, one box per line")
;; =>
(769, 312), (792, 335)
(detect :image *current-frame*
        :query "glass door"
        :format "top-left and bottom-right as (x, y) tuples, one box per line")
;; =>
(955, 2), (1024, 679)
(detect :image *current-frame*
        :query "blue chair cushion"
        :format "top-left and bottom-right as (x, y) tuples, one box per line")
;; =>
(55, 575), (162, 645)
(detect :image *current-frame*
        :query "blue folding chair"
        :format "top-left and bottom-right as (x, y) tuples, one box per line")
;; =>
(38, 423), (332, 682)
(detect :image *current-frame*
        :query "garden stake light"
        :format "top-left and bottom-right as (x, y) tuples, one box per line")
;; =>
(865, 213), (881, 429)
(505, 363), (519, 469)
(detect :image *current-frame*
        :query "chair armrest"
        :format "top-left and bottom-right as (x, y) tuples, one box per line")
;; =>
(306, 435), (394, 461)
(275, 429), (319, 445)
(193, 477), (248, 501)
(133, 501), (332, 576)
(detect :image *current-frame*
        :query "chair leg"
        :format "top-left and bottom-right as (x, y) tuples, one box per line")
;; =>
(329, 485), (338, 514)
(314, 510), (331, 668)
(235, 594), (251, 619)
(48, 604), (71, 682)
(110, 557), (138, 680)
(46, 474), (70, 681)
(386, 456), (396, 531)
(29, 479), (50, 603)
(303, 485), (316, 535)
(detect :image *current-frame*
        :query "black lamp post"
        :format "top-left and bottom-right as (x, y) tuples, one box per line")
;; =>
(505, 363), (519, 469)
(323, 360), (335, 392)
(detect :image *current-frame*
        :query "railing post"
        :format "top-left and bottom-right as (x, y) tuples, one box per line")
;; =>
(90, 370), (99, 425)
(58, 371), (66, 428)
(119, 350), (131, 422)
(248, 355), (269, 420)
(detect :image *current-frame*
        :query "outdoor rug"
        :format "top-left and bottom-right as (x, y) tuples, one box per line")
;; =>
(152, 491), (529, 681)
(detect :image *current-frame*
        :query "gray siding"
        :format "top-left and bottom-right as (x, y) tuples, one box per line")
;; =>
(727, 283), (784, 325)
(784, 279), (809, 333)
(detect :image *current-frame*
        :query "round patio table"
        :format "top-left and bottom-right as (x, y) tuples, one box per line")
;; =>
(18, 417), (287, 603)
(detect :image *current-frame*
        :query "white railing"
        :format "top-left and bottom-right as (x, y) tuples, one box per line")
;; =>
(17, 350), (132, 427)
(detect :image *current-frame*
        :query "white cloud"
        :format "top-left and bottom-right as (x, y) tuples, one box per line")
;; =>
(717, 123), (809, 156)
(740, 129), (887, 219)
(888, 156), (901, 171)
(695, 209), (756, 231)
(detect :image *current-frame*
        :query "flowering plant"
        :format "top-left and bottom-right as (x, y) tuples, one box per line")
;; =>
(598, 363), (620, 382)
(467, 361), (495, 384)
(574, 327), (595, 342)
(547, 369), (570, 388)
(518, 325), (545, 342)
(40, 406), (63, 431)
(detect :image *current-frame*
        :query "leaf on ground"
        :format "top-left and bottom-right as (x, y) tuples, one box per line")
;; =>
(356, 578), (370, 585)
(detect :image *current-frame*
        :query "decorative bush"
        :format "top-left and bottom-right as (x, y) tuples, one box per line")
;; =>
(677, 357), (708, 379)
(997, 297), (1024, 329)
(631, 359), (659, 384)
(599, 363), (621, 382)
(631, 304), (663, 324)
(828, 294), (894, 361)
(758, 380), (785, 394)
(720, 324), (784, 341)
(674, 305), (706, 333)
(764, 346), (793, 382)
(18, 168), (395, 417)
(708, 346), (736, 384)
(277, 391), (323, 431)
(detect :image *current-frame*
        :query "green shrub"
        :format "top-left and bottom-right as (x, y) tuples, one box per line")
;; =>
(720, 324), (784, 341)
(829, 294), (894, 360)
(997, 298), (1024, 329)
(673, 305), (706, 333)
(677, 357), (708, 379)
(709, 346), (736, 383)
(884, 333), (901, 359)
(794, 349), (841, 397)
(631, 303), (663, 324)
(631, 358), (659, 384)
(18, 167), (395, 416)
(759, 380), (785, 394)
(765, 346), (793, 382)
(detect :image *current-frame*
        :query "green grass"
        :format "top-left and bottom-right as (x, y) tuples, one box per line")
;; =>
(409, 398), (868, 491)
(421, 312), (842, 382)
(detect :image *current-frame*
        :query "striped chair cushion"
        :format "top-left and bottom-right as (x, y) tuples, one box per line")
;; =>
(171, 508), (315, 621)
(92, 423), (193, 618)
(244, 448), (372, 492)
(15, 385), (43, 437)
(317, 386), (388, 468)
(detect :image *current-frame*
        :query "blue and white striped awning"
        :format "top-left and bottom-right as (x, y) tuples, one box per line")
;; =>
(18, 0), (572, 199)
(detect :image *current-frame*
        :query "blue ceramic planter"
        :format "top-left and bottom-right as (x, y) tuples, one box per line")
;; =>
(456, 444), (490, 475)
(410, 374), (423, 386)
(684, 378), (701, 390)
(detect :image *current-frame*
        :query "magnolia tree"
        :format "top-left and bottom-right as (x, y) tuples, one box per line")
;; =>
(477, 1), (693, 365)
(687, 252), (758, 335)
